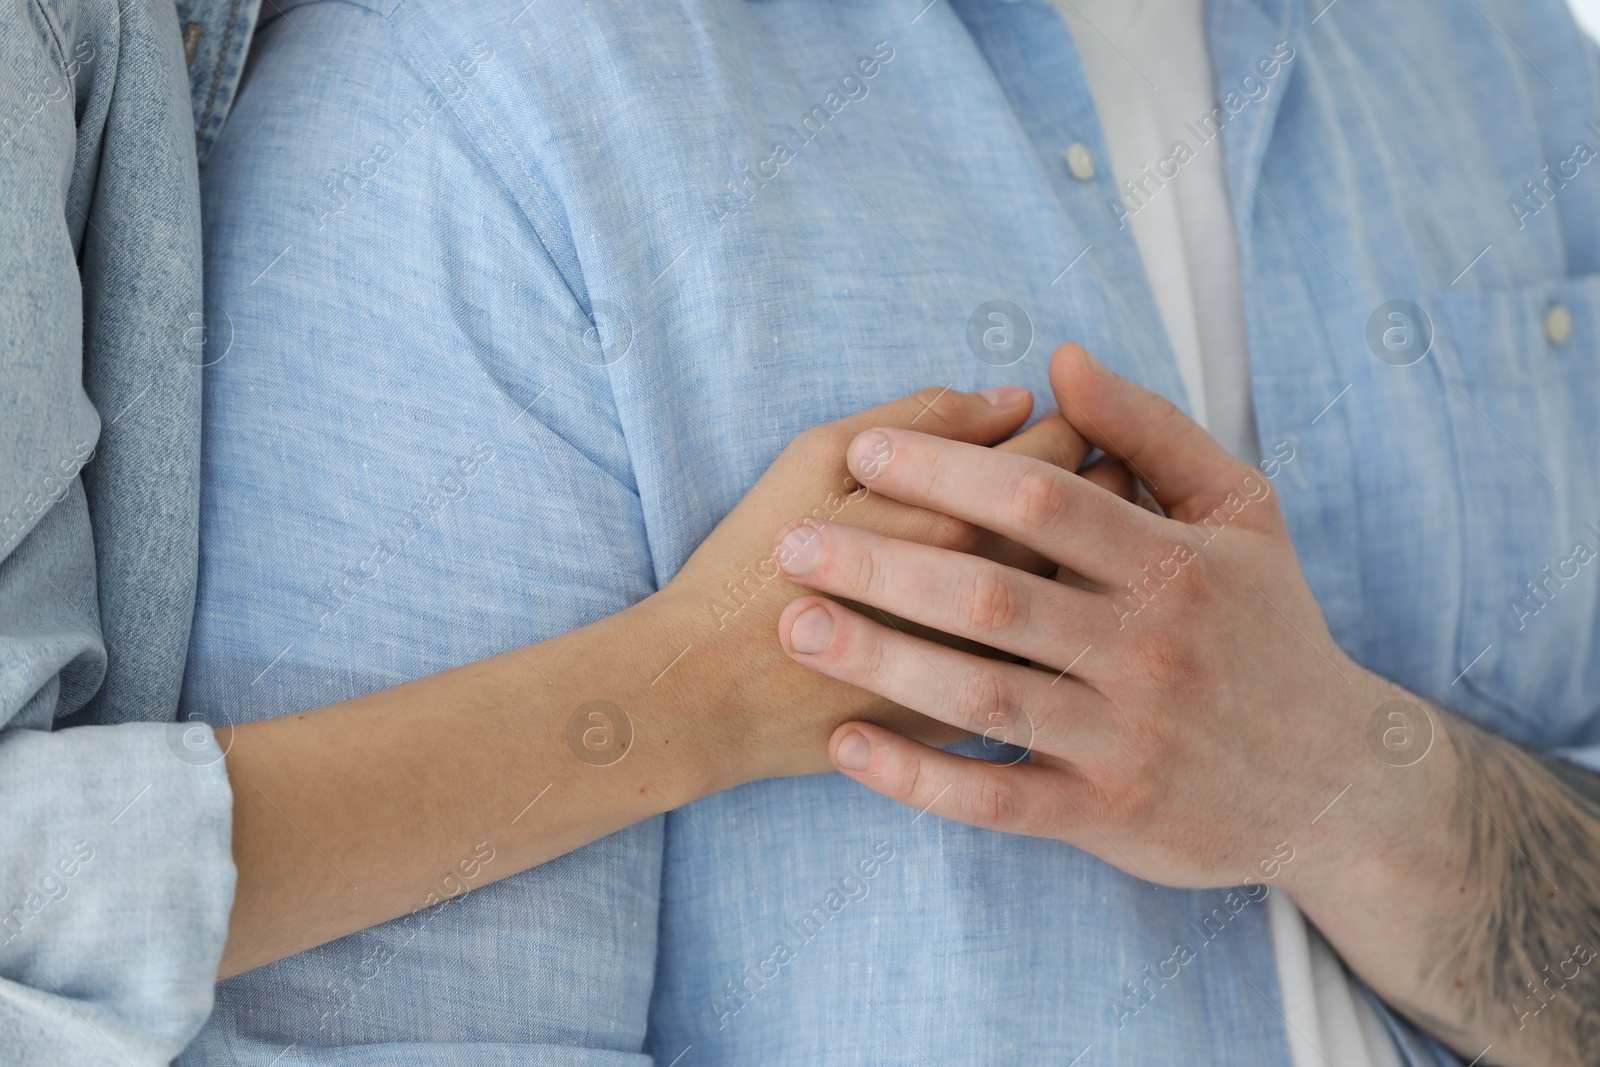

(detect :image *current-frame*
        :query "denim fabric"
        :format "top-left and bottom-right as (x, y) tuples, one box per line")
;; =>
(178, 0), (265, 165)
(0, 0), (256, 1062)
(183, 0), (1600, 1064)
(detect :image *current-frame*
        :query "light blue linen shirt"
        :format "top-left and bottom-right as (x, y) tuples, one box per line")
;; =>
(183, 0), (1600, 1064)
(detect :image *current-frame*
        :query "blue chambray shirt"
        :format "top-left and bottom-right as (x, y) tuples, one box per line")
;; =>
(182, 0), (1600, 1064)
(0, 0), (257, 1062)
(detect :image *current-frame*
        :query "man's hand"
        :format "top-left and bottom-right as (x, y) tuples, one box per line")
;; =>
(771, 343), (1600, 1066)
(771, 343), (1388, 884)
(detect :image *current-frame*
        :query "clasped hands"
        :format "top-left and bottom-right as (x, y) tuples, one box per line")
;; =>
(771, 343), (1411, 895)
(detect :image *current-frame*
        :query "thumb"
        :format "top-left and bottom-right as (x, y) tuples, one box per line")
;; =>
(1048, 343), (1249, 524)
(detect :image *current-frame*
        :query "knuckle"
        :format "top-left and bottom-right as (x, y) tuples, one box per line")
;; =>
(910, 386), (966, 431)
(957, 568), (1026, 636)
(1130, 627), (1203, 684)
(953, 667), (1010, 734)
(1008, 465), (1070, 535)
(851, 623), (890, 682)
(1099, 768), (1157, 830)
(846, 539), (883, 599)
(968, 776), (1021, 828)
(910, 440), (950, 501)
(892, 751), (928, 805)
(1147, 391), (1189, 435)
(1090, 740), (1167, 827)
(1167, 546), (1213, 604)
(815, 630), (883, 694)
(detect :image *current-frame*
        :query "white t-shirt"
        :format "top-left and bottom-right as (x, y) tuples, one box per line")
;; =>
(1048, 1), (1403, 1064)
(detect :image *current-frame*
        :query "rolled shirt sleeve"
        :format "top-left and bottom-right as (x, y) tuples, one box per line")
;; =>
(0, 723), (235, 1067)
(0, 0), (240, 1060)
(0, 503), (234, 1067)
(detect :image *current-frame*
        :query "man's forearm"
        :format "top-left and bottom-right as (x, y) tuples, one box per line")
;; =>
(1289, 700), (1600, 1067)
(1421, 723), (1600, 1062)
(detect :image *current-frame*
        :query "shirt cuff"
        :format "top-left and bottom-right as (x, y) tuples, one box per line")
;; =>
(0, 721), (235, 1066)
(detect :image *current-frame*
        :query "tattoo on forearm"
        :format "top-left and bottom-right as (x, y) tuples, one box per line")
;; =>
(1415, 720), (1600, 1063)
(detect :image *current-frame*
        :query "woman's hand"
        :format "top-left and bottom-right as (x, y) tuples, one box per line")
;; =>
(646, 384), (1136, 785)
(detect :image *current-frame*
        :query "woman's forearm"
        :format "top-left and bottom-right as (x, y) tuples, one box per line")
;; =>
(218, 591), (727, 978)
(215, 386), (1087, 978)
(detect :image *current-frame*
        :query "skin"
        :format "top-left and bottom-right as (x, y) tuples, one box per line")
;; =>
(217, 383), (1138, 977)
(774, 343), (1600, 1067)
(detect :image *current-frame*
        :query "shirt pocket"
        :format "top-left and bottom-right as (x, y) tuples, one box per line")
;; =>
(1425, 276), (1600, 746)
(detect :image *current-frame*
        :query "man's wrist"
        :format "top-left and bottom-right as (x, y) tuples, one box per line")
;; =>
(1279, 676), (1465, 936)
(1272, 758), (1465, 1050)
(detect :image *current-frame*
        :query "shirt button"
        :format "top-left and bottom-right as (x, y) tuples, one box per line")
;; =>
(1064, 143), (1095, 181)
(1545, 303), (1573, 346)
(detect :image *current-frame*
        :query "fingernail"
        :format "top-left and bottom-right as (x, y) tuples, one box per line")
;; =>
(789, 605), (835, 654)
(978, 385), (1029, 406)
(835, 730), (871, 771)
(776, 523), (823, 575)
(1080, 348), (1113, 378)
(850, 431), (893, 480)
